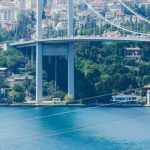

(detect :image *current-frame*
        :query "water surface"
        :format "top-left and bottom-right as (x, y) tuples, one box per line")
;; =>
(0, 106), (150, 150)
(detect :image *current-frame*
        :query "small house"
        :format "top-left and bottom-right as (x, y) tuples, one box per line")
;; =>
(0, 67), (8, 77)
(124, 47), (142, 61)
(124, 47), (142, 57)
(7, 74), (34, 88)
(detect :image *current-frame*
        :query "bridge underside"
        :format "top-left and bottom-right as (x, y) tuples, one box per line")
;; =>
(12, 41), (74, 102)
(10, 37), (150, 102)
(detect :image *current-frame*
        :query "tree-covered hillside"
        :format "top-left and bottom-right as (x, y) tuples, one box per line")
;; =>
(73, 41), (150, 103)
(0, 8), (149, 103)
(0, 39), (149, 103)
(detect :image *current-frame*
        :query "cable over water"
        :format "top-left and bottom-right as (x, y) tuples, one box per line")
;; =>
(1, 111), (150, 141)
(0, 87), (143, 124)
(0, 87), (146, 141)
(0, 99), (144, 138)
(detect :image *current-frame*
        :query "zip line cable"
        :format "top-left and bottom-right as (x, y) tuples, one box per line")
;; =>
(0, 88), (145, 139)
(0, 112), (115, 140)
(1, 112), (150, 141)
(78, 87), (142, 102)
(0, 99), (142, 127)
(0, 98), (144, 137)
(28, 114), (150, 140)
(0, 87), (143, 123)
(2, 105), (50, 115)
(0, 87), (140, 117)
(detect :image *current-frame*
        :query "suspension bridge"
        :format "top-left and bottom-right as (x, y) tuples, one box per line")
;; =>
(10, 0), (150, 103)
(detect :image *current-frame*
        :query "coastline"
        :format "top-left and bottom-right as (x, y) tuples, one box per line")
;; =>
(0, 103), (86, 107)
(0, 103), (148, 108)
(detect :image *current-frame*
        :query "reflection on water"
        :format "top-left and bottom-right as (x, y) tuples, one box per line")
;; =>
(0, 107), (150, 150)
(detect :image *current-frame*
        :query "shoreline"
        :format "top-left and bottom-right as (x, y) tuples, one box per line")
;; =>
(0, 103), (86, 107)
(0, 103), (149, 108)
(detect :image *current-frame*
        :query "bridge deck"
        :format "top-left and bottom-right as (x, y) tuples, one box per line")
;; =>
(10, 37), (150, 48)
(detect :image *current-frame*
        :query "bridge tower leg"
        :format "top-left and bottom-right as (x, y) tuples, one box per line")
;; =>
(31, 46), (34, 68)
(68, 43), (74, 97)
(36, 43), (42, 103)
(67, 0), (74, 97)
(36, 0), (43, 103)
(36, 0), (43, 40)
(68, 0), (73, 37)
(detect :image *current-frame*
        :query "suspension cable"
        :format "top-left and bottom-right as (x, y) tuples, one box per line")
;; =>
(82, 0), (150, 36)
(117, 0), (150, 24)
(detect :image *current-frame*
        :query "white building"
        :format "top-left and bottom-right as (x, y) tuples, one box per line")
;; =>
(15, 0), (36, 10)
(0, 0), (37, 29)
(0, 9), (19, 29)
(147, 90), (150, 105)
(24, 0), (36, 10)
(0, 1), (19, 29)
(0, 42), (8, 50)
(112, 94), (141, 103)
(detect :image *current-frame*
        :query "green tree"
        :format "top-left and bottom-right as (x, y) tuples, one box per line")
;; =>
(64, 94), (74, 102)
(0, 73), (5, 90)
(5, 48), (25, 71)
(11, 84), (25, 103)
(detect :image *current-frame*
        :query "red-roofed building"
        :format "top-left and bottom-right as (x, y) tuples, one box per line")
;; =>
(144, 84), (150, 90)
(124, 47), (142, 61)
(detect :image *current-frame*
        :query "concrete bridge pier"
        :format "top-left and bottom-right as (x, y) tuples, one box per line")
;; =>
(35, 42), (75, 102)
(68, 43), (74, 97)
(36, 42), (43, 103)
(31, 46), (34, 68)
(35, 0), (74, 102)
(67, 0), (74, 97)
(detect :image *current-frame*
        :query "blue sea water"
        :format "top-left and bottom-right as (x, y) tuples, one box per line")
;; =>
(0, 106), (150, 150)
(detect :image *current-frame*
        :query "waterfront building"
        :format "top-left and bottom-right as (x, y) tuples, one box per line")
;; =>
(0, 43), (8, 51)
(7, 74), (34, 88)
(0, 67), (8, 77)
(112, 93), (141, 102)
